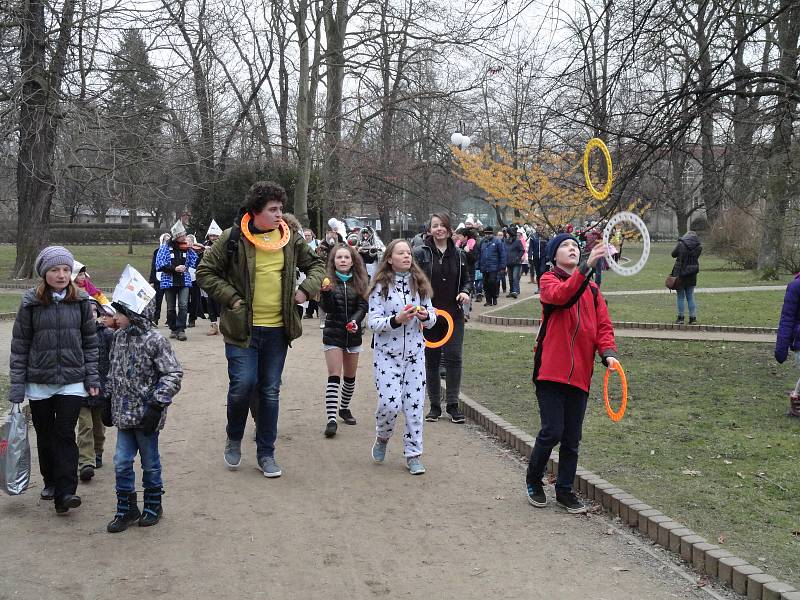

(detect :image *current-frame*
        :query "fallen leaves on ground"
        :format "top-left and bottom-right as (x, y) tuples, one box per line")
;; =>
(681, 469), (702, 476)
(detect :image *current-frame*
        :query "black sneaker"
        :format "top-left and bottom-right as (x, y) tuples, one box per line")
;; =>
(446, 405), (465, 424)
(325, 420), (337, 437)
(79, 465), (94, 482)
(556, 490), (588, 514)
(688, 317), (697, 324)
(338, 408), (357, 425)
(484, 301), (493, 307)
(425, 406), (442, 422)
(177, 331), (188, 341)
(169, 331), (178, 339)
(526, 482), (547, 507)
(40, 486), (55, 501)
(675, 316), (685, 324)
(55, 494), (82, 515)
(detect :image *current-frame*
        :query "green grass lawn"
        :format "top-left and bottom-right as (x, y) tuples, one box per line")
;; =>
(0, 293), (23, 313)
(0, 374), (9, 416)
(0, 244), (154, 287)
(462, 330), (800, 587)
(598, 242), (787, 292)
(495, 290), (786, 328)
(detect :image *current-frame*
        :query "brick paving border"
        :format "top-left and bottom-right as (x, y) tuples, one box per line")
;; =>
(479, 313), (777, 335)
(457, 390), (797, 599)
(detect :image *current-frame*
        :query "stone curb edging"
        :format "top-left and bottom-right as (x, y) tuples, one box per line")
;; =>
(0, 312), (15, 321)
(0, 283), (115, 293)
(478, 313), (777, 335)
(456, 391), (797, 599)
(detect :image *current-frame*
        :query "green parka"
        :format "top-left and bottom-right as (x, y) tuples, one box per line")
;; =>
(196, 216), (325, 348)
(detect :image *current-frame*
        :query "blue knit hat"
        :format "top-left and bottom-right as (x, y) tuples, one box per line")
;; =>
(545, 233), (579, 266)
(34, 246), (75, 278)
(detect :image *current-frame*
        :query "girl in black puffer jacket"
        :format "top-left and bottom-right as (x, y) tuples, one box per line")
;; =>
(9, 246), (99, 515)
(319, 244), (370, 438)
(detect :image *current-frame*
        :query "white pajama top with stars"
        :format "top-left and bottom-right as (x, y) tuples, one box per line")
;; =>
(368, 272), (437, 457)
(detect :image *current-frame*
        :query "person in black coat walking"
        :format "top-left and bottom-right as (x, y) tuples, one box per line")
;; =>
(413, 213), (473, 423)
(670, 231), (702, 324)
(318, 244), (370, 438)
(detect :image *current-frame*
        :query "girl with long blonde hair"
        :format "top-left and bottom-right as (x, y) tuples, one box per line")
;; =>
(367, 239), (436, 475)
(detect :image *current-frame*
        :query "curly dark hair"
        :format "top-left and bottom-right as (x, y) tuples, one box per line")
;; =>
(244, 181), (287, 214)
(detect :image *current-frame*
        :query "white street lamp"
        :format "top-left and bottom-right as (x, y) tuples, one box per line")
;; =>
(450, 132), (471, 151)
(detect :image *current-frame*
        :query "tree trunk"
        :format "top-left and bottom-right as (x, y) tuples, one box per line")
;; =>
(291, 0), (321, 227)
(757, 0), (800, 274)
(322, 0), (348, 216)
(14, 0), (77, 278)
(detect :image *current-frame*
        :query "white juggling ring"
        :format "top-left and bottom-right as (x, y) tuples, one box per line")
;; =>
(602, 212), (650, 276)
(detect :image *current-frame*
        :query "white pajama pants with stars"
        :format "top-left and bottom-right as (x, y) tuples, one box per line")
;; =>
(373, 351), (426, 457)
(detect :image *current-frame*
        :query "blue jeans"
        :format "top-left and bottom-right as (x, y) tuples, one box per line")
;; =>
(114, 429), (162, 492)
(526, 381), (588, 493)
(225, 326), (288, 459)
(676, 286), (696, 318)
(165, 286), (190, 332)
(507, 264), (521, 295)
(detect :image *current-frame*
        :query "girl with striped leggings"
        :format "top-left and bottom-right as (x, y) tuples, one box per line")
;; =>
(319, 244), (369, 438)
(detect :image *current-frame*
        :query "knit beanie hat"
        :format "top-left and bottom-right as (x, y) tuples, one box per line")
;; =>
(34, 246), (75, 278)
(545, 233), (579, 266)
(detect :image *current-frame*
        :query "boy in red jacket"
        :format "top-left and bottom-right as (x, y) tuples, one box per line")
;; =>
(526, 233), (618, 513)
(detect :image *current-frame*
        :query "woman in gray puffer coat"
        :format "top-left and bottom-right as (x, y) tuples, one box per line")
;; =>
(9, 246), (99, 514)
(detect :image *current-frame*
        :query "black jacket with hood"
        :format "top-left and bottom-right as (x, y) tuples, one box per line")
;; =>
(671, 232), (703, 288)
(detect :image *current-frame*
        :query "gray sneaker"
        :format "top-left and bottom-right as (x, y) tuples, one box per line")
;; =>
(406, 456), (426, 475)
(223, 438), (242, 469)
(258, 456), (282, 478)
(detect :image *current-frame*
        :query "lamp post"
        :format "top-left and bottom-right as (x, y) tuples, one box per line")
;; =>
(450, 131), (471, 151)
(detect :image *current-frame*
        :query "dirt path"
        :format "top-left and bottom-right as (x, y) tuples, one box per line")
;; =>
(0, 320), (728, 599)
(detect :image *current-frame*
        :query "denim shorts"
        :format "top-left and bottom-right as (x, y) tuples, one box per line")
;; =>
(324, 344), (362, 354)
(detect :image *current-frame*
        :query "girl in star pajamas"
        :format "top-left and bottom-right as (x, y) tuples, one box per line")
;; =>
(367, 239), (436, 475)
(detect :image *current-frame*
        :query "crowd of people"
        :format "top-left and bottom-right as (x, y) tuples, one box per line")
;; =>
(13, 178), (800, 535)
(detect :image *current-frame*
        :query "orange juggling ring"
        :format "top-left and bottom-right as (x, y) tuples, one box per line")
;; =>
(603, 361), (628, 421)
(422, 308), (454, 349)
(240, 212), (291, 251)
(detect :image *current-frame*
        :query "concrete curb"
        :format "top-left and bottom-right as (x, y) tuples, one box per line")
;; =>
(478, 313), (777, 335)
(0, 312), (15, 321)
(457, 390), (797, 599)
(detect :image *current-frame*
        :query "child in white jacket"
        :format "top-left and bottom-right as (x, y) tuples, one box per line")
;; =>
(368, 240), (437, 475)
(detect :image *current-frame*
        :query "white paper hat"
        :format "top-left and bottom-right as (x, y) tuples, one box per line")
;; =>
(112, 265), (157, 316)
(207, 219), (222, 237)
(70, 260), (86, 281)
(171, 220), (187, 238)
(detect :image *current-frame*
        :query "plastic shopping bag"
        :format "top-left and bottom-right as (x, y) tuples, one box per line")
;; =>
(0, 405), (31, 495)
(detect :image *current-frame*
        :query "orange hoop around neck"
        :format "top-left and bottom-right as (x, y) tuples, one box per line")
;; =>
(241, 212), (291, 251)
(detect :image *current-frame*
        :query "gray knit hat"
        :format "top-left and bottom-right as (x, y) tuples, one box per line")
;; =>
(34, 246), (75, 278)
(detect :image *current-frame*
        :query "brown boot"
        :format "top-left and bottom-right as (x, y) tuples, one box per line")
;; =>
(206, 323), (219, 336)
(788, 393), (800, 418)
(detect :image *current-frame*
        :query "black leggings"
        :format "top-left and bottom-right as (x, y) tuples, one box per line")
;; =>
(425, 311), (465, 407)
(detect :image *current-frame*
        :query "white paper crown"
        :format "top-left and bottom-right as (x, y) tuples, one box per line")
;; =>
(171, 220), (186, 238)
(207, 219), (222, 237)
(112, 265), (156, 315)
(71, 260), (86, 281)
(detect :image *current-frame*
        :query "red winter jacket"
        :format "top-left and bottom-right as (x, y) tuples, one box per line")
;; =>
(533, 266), (618, 393)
